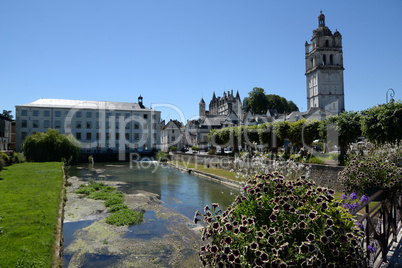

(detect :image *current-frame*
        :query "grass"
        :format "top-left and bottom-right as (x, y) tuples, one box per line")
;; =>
(75, 181), (143, 225)
(171, 161), (241, 182)
(0, 162), (64, 268)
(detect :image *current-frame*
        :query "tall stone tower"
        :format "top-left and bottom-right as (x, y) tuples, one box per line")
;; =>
(199, 98), (206, 118)
(305, 11), (345, 114)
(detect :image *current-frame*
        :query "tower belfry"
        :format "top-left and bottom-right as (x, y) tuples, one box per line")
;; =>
(305, 12), (345, 114)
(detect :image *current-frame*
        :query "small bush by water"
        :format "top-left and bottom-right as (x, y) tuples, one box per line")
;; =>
(106, 209), (144, 226)
(74, 181), (143, 226)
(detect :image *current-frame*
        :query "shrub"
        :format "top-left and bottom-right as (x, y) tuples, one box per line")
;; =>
(11, 152), (26, 164)
(156, 151), (169, 162)
(1, 153), (10, 165)
(208, 148), (216, 155)
(108, 203), (128, 212)
(194, 173), (367, 267)
(0, 158), (5, 171)
(191, 145), (200, 152)
(104, 196), (124, 207)
(170, 146), (177, 152)
(22, 129), (80, 163)
(106, 209), (143, 226)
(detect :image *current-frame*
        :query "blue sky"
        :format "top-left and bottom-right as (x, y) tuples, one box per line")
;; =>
(1, 0), (401, 122)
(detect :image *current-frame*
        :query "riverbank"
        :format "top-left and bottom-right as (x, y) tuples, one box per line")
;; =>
(63, 172), (203, 267)
(0, 162), (64, 267)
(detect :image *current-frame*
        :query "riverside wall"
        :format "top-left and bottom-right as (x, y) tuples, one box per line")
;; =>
(170, 153), (345, 192)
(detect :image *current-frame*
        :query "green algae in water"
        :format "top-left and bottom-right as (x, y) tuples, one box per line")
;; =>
(106, 209), (143, 226)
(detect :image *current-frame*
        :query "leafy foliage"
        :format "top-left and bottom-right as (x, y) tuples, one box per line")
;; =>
(243, 88), (299, 114)
(361, 100), (402, 145)
(194, 173), (367, 267)
(156, 151), (169, 162)
(74, 181), (142, 226)
(22, 129), (80, 163)
(1, 110), (13, 120)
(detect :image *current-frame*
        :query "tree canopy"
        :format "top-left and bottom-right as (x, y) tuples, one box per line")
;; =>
(23, 129), (80, 163)
(243, 87), (299, 114)
(1, 110), (13, 120)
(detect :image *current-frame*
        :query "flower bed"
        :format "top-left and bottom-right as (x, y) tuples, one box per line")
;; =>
(194, 173), (368, 267)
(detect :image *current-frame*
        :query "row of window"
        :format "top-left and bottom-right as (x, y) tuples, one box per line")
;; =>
(20, 132), (157, 142)
(75, 132), (157, 141)
(20, 120), (158, 130)
(20, 109), (157, 120)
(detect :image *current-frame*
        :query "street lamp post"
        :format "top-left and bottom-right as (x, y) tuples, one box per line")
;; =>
(386, 88), (395, 103)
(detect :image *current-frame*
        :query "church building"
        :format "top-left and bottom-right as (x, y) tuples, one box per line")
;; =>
(305, 11), (345, 115)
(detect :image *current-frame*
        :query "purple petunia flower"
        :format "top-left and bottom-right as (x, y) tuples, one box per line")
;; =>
(339, 235), (348, 243)
(233, 228), (239, 235)
(341, 194), (348, 200)
(212, 203), (219, 209)
(270, 214), (277, 222)
(326, 218), (334, 226)
(212, 222), (220, 230)
(349, 192), (358, 201)
(204, 205), (209, 211)
(250, 242), (258, 250)
(299, 221), (306, 229)
(320, 236), (329, 244)
(367, 245), (375, 254)
(260, 252), (269, 262)
(356, 222), (364, 231)
(225, 223), (233, 231)
(268, 236), (276, 245)
(307, 233), (315, 242)
(268, 228), (276, 235)
(233, 249), (240, 257)
(223, 246), (231, 254)
(360, 195), (369, 203)
(224, 237), (232, 244)
(211, 245), (218, 253)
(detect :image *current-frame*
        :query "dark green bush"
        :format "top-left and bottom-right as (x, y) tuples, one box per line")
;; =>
(104, 196), (124, 207)
(12, 152), (26, 164)
(22, 129), (80, 163)
(156, 151), (169, 162)
(108, 203), (128, 212)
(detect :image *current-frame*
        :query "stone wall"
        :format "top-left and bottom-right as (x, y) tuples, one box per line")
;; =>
(170, 153), (345, 192)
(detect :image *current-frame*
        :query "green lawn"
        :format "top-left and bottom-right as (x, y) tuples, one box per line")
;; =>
(0, 162), (64, 267)
(171, 161), (242, 182)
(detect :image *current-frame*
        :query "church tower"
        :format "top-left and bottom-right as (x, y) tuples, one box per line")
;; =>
(305, 11), (345, 114)
(199, 98), (206, 118)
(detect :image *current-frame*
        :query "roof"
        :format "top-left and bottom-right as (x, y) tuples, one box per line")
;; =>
(16, 98), (154, 111)
(161, 119), (183, 130)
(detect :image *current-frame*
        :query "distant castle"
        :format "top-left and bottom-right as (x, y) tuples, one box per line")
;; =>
(199, 90), (242, 118)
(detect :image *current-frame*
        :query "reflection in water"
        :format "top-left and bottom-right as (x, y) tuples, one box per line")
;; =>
(71, 163), (240, 219)
(124, 211), (170, 240)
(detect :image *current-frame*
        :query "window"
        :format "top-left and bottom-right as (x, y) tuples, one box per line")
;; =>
(172, 130), (175, 134)
(172, 136), (175, 141)
(134, 133), (139, 140)
(86, 112), (92, 118)
(33, 120), (39, 128)
(44, 120), (50, 128)
(153, 133), (156, 139)
(125, 123), (130, 129)
(116, 122), (120, 129)
(86, 122), (91, 129)
(106, 133), (110, 140)
(44, 110), (50, 117)
(33, 110), (39, 116)
(143, 123), (148, 130)
(152, 114), (156, 120)
(323, 54), (327, 65)
(106, 122), (110, 129)
(86, 133), (92, 140)
(96, 122), (100, 129)
(125, 133), (130, 140)
(143, 114), (148, 119)
(330, 54), (334, 65)
(125, 113), (130, 119)
(76, 133), (81, 140)
(55, 111), (61, 117)
(21, 120), (27, 128)
(143, 133), (148, 140)
(21, 132), (27, 140)
(21, 110), (27, 116)
(76, 112), (82, 118)
(76, 121), (82, 129)
(134, 123), (139, 129)
(116, 113), (121, 118)
(55, 120), (61, 129)
(116, 133), (120, 140)
(96, 112), (100, 118)
(96, 133), (100, 140)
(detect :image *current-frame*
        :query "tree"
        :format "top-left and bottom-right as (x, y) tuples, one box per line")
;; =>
(23, 129), (80, 163)
(266, 94), (299, 114)
(319, 111), (362, 164)
(243, 87), (269, 114)
(361, 100), (402, 145)
(1, 110), (13, 120)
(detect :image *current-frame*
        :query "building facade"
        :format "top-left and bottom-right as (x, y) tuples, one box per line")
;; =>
(199, 90), (242, 119)
(15, 97), (161, 153)
(0, 114), (12, 152)
(305, 11), (345, 115)
(160, 119), (184, 152)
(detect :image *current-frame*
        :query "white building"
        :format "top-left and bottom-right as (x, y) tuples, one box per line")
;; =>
(160, 119), (184, 152)
(305, 11), (345, 115)
(15, 97), (161, 153)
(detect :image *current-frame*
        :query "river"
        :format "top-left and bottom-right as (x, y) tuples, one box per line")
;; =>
(63, 162), (241, 267)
